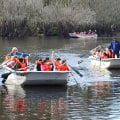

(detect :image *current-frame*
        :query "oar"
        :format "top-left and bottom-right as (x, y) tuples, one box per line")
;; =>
(79, 54), (86, 58)
(0, 60), (10, 68)
(68, 64), (83, 77)
(70, 71), (80, 86)
(1, 72), (12, 84)
(0, 65), (16, 84)
(51, 51), (55, 71)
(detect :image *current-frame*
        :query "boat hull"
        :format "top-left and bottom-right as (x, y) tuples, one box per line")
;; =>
(89, 56), (120, 69)
(69, 33), (98, 38)
(3, 67), (70, 86)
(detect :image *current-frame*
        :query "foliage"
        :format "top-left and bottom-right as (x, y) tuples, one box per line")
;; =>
(0, 0), (120, 37)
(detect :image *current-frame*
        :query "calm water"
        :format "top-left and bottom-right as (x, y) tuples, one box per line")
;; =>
(0, 36), (120, 120)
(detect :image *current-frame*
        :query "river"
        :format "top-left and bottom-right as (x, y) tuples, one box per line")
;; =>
(0, 36), (120, 120)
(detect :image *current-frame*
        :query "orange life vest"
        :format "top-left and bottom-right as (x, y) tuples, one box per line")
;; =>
(59, 64), (70, 71)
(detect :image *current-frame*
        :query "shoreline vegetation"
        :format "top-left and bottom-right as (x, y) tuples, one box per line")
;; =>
(0, 0), (120, 38)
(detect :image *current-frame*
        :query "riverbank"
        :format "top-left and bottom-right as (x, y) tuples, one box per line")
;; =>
(0, 19), (116, 39)
(0, 0), (120, 38)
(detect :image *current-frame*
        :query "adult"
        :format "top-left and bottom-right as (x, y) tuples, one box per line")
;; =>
(10, 47), (30, 57)
(109, 37), (120, 58)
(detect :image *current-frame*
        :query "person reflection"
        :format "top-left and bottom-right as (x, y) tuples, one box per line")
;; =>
(3, 85), (25, 119)
(38, 98), (67, 120)
(92, 81), (111, 97)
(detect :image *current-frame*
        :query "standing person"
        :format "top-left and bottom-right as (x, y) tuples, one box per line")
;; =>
(109, 37), (120, 58)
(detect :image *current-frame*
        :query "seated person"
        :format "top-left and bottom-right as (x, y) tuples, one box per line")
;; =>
(55, 58), (62, 70)
(13, 56), (27, 71)
(59, 60), (70, 71)
(10, 47), (30, 57)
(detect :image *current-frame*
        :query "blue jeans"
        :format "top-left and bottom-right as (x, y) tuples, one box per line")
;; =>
(114, 51), (119, 58)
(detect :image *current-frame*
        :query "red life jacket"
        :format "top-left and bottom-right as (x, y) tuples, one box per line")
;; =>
(102, 53), (108, 59)
(44, 62), (51, 71)
(106, 50), (112, 58)
(15, 60), (27, 71)
(59, 64), (70, 71)
(55, 61), (61, 70)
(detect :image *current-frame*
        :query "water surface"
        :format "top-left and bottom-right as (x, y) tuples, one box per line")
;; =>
(0, 36), (120, 120)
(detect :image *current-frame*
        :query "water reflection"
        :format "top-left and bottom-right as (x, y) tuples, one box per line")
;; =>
(0, 85), (25, 119)
(67, 81), (120, 120)
(69, 37), (97, 51)
(0, 85), (68, 120)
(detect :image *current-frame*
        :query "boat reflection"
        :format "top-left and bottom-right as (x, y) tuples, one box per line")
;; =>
(1, 85), (68, 120)
(108, 69), (120, 78)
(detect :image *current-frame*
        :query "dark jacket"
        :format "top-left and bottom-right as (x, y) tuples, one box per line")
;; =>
(109, 40), (120, 52)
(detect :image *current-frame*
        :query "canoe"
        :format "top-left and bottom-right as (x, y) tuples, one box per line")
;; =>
(68, 33), (98, 38)
(2, 66), (70, 86)
(89, 56), (120, 69)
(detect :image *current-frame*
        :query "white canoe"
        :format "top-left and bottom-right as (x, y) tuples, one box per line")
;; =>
(3, 66), (70, 86)
(89, 56), (120, 69)
(68, 33), (98, 38)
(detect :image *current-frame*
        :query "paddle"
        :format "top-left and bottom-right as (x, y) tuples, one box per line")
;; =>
(0, 65), (16, 84)
(68, 64), (83, 77)
(51, 51), (55, 71)
(0, 60), (10, 68)
(1, 72), (12, 84)
(70, 71), (80, 86)
(79, 54), (86, 58)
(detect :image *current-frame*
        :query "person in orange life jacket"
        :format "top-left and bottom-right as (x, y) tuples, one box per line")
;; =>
(105, 48), (111, 58)
(4, 54), (11, 61)
(98, 50), (103, 58)
(55, 58), (62, 70)
(21, 56), (29, 66)
(110, 49), (114, 58)
(105, 48), (114, 58)
(3, 54), (13, 67)
(13, 57), (27, 71)
(99, 50), (108, 59)
(36, 58), (42, 71)
(102, 51), (108, 59)
(59, 60), (70, 71)
(3, 54), (16, 68)
(44, 57), (53, 71)
(93, 49), (97, 55)
(109, 37), (120, 58)
(94, 49), (101, 59)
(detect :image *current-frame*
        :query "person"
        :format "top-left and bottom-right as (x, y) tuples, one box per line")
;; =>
(2, 54), (16, 68)
(44, 57), (53, 71)
(36, 58), (42, 71)
(10, 47), (30, 57)
(105, 48), (111, 58)
(109, 37), (120, 58)
(59, 60), (70, 71)
(13, 57), (27, 71)
(105, 48), (114, 58)
(55, 58), (62, 70)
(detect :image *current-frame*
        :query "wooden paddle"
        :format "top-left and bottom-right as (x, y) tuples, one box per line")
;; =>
(51, 51), (55, 71)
